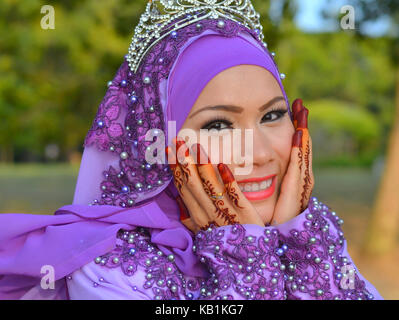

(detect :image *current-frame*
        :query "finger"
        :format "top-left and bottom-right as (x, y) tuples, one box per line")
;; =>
(217, 163), (264, 226)
(166, 145), (209, 229)
(292, 99), (304, 129)
(297, 107), (313, 212)
(191, 143), (241, 226)
(270, 129), (303, 225)
(176, 195), (199, 233)
(174, 140), (229, 228)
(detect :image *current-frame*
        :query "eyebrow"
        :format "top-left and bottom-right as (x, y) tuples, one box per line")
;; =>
(189, 96), (286, 118)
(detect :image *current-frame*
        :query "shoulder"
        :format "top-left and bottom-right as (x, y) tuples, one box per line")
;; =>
(66, 227), (161, 300)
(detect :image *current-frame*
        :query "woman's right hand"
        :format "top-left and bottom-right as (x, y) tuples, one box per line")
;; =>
(166, 140), (264, 234)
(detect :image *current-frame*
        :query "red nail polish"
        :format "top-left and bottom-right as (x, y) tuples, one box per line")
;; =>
(217, 163), (235, 184)
(297, 108), (308, 129)
(292, 99), (303, 116)
(176, 139), (189, 157)
(192, 143), (210, 166)
(292, 129), (303, 148)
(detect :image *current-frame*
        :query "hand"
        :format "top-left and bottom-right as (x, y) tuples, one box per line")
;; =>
(270, 98), (315, 225)
(166, 140), (264, 234)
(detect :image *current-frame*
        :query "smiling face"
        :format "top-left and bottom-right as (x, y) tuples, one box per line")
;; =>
(178, 64), (295, 224)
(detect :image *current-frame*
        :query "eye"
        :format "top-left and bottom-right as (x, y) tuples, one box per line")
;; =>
(261, 107), (288, 123)
(201, 118), (233, 131)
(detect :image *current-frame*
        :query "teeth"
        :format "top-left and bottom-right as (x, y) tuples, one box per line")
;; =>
(239, 177), (273, 192)
(260, 180), (267, 189)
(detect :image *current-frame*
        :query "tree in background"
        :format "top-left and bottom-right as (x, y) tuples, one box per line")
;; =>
(0, 0), (295, 163)
(343, 0), (399, 255)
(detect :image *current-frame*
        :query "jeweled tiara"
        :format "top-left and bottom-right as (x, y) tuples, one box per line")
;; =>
(126, 0), (267, 73)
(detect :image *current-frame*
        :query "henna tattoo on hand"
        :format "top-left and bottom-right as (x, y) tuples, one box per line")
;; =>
(180, 161), (191, 182)
(171, 166), (184, 194)
(202, 179), (239, 225)
(217, 163), (244, 209)
(225, 183), (244, 209)
(200, 220), (220, 231)
(300, 139), (312, 212)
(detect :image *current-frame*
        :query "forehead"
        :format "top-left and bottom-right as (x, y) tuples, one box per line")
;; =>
(193, 65), (283, 106)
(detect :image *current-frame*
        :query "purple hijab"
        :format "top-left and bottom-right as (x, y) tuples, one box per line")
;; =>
(0, 19), (289, 299)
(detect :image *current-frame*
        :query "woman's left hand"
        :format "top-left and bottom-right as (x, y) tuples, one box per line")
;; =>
(270, 98), (315, 225)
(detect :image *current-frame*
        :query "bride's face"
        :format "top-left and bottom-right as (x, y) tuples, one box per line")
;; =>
(178, 64), (295, 224)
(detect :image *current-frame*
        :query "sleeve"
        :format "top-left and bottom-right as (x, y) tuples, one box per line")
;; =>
(193, 223), (287, 300)
(66, 260), (151, 300)
(275, 197), (384, 300)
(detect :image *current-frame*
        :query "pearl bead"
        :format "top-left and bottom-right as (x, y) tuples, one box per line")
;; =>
(112, 257), (119, 264)
(109, 146), (115, 151)
(120, 152), (129, 160)
(171, 31), (178, 39)
(130, 95), (138, 104)
(217, 20), (225, 28)
(196, 23), (202, 29)
(95, 257), (101, 263)
(271, 52), (276, 57)
(149, 105), (155, 112)
(107, 81), (113, 87)
(168, 254), (175, 261)
(135, 182), (143, 189)
(143, 76), (151, 84)
(309, 237), (317, 244)
(280, 73), (286, 80)
(120, 80), (127, 87)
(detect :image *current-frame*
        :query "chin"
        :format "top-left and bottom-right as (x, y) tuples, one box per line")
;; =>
(250, 198), (276, 226)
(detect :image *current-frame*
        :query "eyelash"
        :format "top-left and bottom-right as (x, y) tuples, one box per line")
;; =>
(201, 106), (288, 131)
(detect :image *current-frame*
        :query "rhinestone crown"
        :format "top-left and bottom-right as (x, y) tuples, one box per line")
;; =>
(127, 0), (266, 73)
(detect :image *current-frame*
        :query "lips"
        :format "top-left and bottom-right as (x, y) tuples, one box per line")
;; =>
(237, 174), (277, 201)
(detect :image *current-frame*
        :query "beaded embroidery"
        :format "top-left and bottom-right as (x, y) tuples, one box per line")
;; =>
(91, 197), (376, 300)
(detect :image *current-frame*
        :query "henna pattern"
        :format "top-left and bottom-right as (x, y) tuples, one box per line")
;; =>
(200, 220), (220, 231)
(299, 137), (312, 212)
(171, 166), (184, 194)
(225, 183), (244, 209)
(202, 179), (239, 225)
(180, 162), (191, 183)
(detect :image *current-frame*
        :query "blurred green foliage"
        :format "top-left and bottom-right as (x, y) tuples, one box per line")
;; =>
(0, 0), (396, 167)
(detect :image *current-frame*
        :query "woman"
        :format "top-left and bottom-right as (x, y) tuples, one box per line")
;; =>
(0, 1), (382, 300)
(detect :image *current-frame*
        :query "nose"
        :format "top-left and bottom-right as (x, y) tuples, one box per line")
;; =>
(237, 127), (274, 169)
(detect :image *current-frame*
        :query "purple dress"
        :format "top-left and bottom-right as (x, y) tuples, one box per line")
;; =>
(66, 197), (383, 300)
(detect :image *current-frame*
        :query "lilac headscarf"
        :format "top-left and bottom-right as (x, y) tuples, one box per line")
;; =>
(0, 19), (289, 299)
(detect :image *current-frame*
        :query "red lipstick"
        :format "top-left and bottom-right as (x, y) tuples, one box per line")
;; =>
(237, 174), (277, 201)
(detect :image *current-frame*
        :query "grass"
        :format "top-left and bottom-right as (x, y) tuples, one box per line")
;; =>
(0, 163), (398, 299)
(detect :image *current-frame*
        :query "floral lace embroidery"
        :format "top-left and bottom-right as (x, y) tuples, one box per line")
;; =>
(279, 197), (375, 300)
(91, 197), (377, 300)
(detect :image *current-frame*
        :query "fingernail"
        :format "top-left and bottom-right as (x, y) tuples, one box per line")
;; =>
(292, 129), (303, 148)
(165, 147), (177, 168)
(176, 196), (190, 220)
(292, 99), (303, 115)
(297, 108), (308, 129)
(175, 139), (189, 158)
(192, 143), (210, 166)
(217, 163), (235, 184)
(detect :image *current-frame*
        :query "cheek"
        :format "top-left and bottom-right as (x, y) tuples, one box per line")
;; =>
(272, 126), (294, 170)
